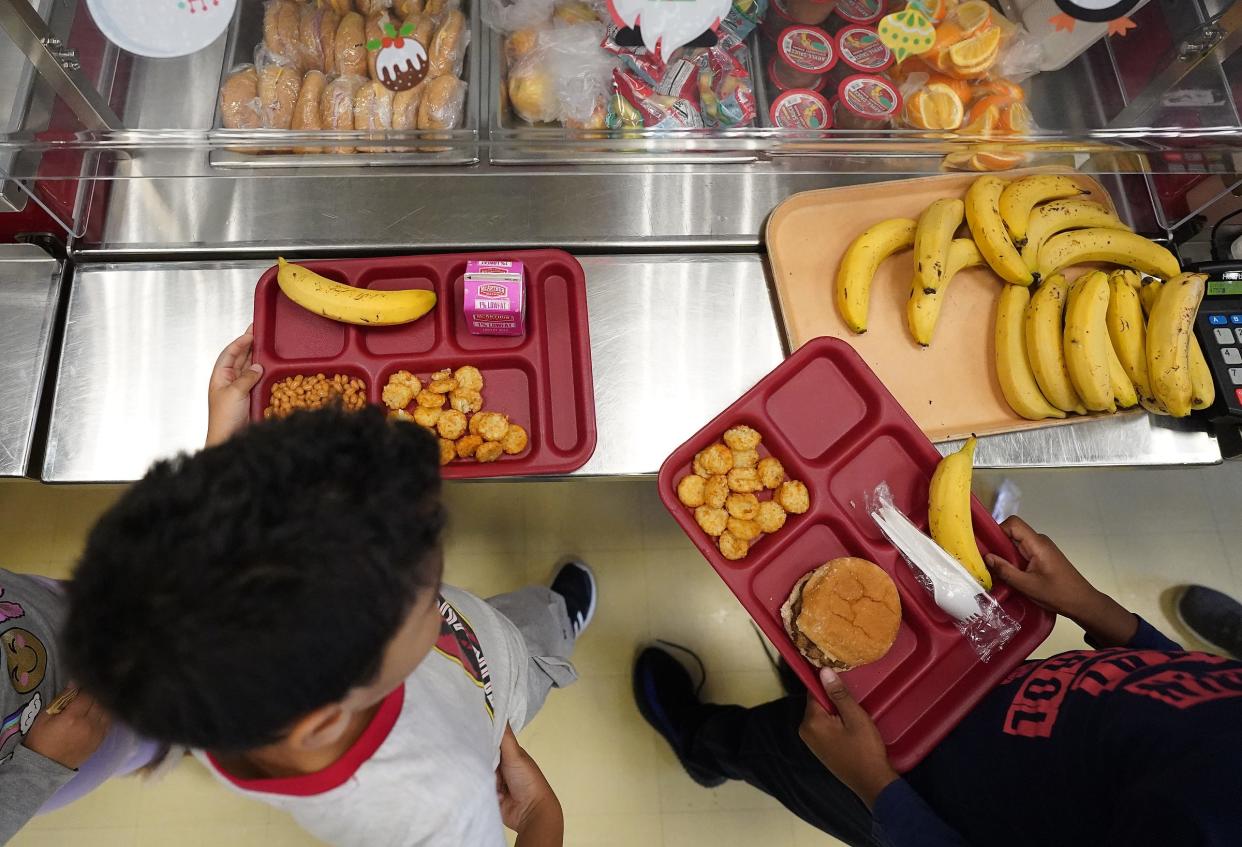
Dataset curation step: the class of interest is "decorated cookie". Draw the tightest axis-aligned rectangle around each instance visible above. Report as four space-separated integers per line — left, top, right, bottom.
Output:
367 21 429 91
877 7 935 63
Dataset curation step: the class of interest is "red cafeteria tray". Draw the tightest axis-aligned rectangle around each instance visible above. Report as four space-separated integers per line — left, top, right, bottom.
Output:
657 337 1053 772
251 249 597 479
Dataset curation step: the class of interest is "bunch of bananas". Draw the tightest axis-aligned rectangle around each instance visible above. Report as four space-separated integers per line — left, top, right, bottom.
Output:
834 173 1210 421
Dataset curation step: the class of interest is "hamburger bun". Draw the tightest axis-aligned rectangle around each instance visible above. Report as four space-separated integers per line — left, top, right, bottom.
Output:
781 558 901 670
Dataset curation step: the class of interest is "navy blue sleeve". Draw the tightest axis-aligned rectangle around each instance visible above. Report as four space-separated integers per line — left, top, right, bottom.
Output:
872 778 969 847
1085 615 1182 652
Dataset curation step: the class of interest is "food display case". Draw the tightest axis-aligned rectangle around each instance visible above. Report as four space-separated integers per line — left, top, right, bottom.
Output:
1 0 1240 480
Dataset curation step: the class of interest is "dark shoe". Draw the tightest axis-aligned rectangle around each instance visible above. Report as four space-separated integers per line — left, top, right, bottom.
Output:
633 646 726 788
1175 585 1242 659
550 558 596 638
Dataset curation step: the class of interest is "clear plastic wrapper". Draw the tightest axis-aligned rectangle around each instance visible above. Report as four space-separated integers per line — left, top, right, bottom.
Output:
355 79 396 151
320 73 367 152
219 64 263 129
318 6 342 75
417 73 468 128
694 46 756 128
254 46 303 129
336 11 369 77
485 0 556 33
292 69 328 151
356 0 395 13
607 68 703 128
297 4 327 72
718 0 768 41
507 22 618 125
395 0 425 17
423 0 462 29
428 9 471 78
392 82 425 129
867 482 1019 662
263 0 303 68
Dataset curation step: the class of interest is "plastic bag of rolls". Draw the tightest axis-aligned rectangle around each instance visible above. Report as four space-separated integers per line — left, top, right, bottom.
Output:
217 0 469 154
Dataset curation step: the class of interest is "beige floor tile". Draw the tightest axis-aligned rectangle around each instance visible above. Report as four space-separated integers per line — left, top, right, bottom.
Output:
524 479 645 555
790 817 852 847
700 669 784 710
661 809 794 847
638 479 696 553
1089 469 1219 536
441 480 528 556
26 772 142 830
134 758 271 828
1004 469 1107 537
46 484 127 563
0 480 60 570
444 549 531 598
654 743 781 814
563 813 665 847
518 674 660 817
1195 462 1242 534
10 828 136 847
525 550 649 675
267 814 333 846
1106 529 1237 649
644 549 773 674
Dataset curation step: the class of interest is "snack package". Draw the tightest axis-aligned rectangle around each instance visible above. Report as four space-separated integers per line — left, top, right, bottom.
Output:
336 11 369 77
292 69 327 152
417 74 468 128
428 9 470 78
392 81 426 129
607 68 703 128
507 22 618 125
355 79 396 151
868 482 1019 662
695 46 756 127
718 0 768 41
263 0 303 68
297 4 327 72
320 73 367 152
219 64 263 129
254 46 303 129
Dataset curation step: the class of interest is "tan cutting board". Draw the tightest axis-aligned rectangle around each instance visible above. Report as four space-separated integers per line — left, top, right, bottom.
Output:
766 170 1123 443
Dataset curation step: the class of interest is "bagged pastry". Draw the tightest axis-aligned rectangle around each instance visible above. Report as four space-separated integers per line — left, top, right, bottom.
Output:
395 0 423 16
428 9 469 78
297 5 327 72
317 5 340 74
336 12 368 77
355 79 396 151
293 69 327 152
256 48 303 129
422 0 460 28
323 0 352 13
356 0 394 12
392 81 425 130
219 64 262 129
320 73 367 152
263 0 303 68
364 9 395 79
416 73 467 128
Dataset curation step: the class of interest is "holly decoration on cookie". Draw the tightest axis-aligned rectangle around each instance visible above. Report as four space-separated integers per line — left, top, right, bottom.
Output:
367 21 428 92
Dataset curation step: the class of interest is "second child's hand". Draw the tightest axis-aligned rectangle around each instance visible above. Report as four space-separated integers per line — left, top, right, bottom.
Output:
205 325 263 448
986 516 1138 647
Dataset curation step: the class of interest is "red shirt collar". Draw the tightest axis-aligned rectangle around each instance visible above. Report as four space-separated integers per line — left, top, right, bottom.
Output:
206 683 405 797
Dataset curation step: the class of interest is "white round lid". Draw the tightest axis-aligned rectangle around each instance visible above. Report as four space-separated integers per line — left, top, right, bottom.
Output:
85 0 236 58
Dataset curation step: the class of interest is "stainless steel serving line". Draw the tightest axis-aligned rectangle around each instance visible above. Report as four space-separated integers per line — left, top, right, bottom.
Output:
0 243 62 477
39 254 1219 483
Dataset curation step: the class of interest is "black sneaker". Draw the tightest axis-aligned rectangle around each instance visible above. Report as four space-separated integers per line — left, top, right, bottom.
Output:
633 645 726 788
550 559 596 638
1175 585 1242 659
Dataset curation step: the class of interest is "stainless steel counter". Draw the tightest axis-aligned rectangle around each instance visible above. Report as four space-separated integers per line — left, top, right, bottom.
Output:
41 254 1218 482
0 243 62 477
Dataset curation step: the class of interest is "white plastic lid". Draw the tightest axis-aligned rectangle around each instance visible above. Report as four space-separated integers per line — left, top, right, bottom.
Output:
85 0 236 58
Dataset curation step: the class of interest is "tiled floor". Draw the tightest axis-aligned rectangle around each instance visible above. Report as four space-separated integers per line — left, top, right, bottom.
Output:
1 463 1240 846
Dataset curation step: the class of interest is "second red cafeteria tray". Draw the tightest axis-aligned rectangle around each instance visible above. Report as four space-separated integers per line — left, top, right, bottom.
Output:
657 337 1053 772
251 249 596 479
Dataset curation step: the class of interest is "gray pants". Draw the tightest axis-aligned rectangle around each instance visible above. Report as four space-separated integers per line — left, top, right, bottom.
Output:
486 587 579 721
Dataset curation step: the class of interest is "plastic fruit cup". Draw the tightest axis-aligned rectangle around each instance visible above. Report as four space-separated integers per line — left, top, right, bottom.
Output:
833 0 887 26
761 0 800 40
771 25 837 90
769 89 834 129
827 25 893 90
779 0 839 26
833 73 902 129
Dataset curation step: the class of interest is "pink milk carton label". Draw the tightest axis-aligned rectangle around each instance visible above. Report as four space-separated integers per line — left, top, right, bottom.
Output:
464 259 526 336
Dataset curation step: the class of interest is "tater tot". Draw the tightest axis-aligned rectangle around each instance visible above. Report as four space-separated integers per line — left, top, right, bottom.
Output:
726 517 762 541
704 475 729 509
718 530 749 560
692 455 710 478
429 376 458 394
417 389 446 408
389 370 421 392
677 475 706 508
454 365 484 391
475 441 503 463
438 438 456 465
389 408 415 422
382 382 415 410
723 425 761 451
755 500 786 533
694 505 728 537
699 443 733 475
727 467 763 493
437 409 468 440
413 405 442 427
501 424 528 455
469 412 483 435
725 492 759 520
732 449 759 469
476 412 510 442
449 390 483 414
775 480 810 514
455 434 483 458
758 456 786 490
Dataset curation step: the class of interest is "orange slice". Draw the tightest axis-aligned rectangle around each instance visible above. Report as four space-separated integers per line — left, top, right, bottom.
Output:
947 26 1001 77
904 82 965 130
954 0 994 35
928 72 972 103
960 103 998 136
970 78 1025 102
1000 100 1033 134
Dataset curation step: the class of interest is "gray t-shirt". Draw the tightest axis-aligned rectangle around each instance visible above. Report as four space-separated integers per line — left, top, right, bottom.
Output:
0 570 75 842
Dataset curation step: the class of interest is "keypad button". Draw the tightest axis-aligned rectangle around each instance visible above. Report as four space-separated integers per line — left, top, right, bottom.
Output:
1231 367 1242 385
1224 348 1242 365
1232 315 1242 325
1236 328 1242 344
1210 314 1229 325
1216 328 1236 344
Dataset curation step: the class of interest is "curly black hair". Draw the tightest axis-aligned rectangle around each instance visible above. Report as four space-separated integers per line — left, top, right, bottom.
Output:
63 406 445 752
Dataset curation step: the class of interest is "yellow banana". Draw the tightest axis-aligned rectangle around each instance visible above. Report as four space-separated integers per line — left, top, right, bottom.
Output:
928 436 990 590
1147 272 1207 417
995 285 1066 421
1025 274 1087 414
1020 199 1130 272
998 174 1087 244
913 199 966 297
1037 228 1181 281
276 258 437 326
1107 341 1139 409
908 238 985 346
1064 271 1116 413
966 176 1035 285
1140 277 1214 411
836 218 918 333
1106 270 1155 406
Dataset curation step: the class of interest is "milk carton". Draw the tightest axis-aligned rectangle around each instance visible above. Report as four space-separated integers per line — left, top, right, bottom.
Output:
463 260 526 336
